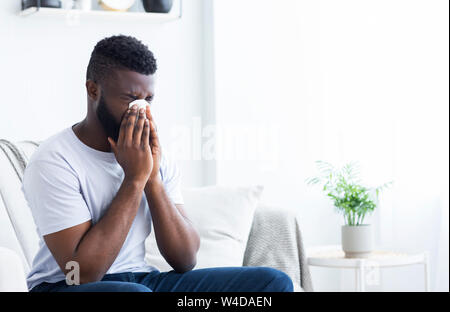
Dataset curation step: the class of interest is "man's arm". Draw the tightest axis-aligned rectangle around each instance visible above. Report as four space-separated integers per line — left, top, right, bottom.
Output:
144 179 200 273
44 105 152 284
144 105 200 273
44 179 144 284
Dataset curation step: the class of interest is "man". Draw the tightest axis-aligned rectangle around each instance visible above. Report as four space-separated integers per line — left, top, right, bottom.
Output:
22 35 294 292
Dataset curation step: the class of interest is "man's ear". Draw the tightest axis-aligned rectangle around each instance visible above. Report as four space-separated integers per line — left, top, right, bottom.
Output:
86 80 100 101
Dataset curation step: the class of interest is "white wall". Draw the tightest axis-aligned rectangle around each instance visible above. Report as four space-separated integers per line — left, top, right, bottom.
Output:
0 0 206 187
211 0 449 291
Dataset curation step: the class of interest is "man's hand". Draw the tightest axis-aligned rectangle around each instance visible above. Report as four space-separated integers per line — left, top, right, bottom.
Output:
145 105 161 184
108 104 152 188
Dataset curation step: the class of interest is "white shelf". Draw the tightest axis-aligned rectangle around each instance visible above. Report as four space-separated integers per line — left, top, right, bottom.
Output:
19 6 181 23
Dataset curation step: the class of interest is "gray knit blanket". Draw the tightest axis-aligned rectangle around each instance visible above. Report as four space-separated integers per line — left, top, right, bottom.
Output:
243 204 313 292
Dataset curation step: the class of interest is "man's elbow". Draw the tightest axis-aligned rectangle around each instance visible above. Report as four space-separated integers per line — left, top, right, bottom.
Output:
60 257 103 285
173 263 196 273
172 254 197 273
78 270 104 285
68 262 104 285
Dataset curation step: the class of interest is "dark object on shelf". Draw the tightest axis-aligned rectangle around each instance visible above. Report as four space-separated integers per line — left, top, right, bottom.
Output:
142 0 173 13
22 0 62 10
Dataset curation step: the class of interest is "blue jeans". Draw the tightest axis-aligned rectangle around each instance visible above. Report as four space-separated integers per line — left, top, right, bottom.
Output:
30 266 294 292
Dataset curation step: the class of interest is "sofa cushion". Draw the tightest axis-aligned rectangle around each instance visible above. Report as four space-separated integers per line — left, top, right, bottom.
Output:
145 185 263 271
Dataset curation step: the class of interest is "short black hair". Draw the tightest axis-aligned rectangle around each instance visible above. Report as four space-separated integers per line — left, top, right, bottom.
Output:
86 35 157 84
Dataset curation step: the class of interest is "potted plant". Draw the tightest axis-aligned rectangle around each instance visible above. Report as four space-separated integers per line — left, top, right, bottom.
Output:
306 161 392 258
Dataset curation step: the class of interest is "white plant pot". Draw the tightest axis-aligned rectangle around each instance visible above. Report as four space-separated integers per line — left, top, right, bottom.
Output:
341 224 373 258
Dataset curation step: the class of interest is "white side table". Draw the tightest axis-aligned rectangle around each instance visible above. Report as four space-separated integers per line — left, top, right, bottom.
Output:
306 245 430 292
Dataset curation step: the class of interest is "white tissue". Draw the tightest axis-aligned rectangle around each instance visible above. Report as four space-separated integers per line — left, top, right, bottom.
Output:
128 99 150 125
128 99 149 110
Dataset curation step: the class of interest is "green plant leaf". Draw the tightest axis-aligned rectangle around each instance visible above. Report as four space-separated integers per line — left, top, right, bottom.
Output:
305 160 392 224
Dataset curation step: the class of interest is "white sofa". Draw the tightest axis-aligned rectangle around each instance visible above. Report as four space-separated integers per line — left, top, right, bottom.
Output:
0 139 312 292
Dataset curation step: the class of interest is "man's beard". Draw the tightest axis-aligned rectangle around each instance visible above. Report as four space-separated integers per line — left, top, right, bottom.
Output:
96 94 121 142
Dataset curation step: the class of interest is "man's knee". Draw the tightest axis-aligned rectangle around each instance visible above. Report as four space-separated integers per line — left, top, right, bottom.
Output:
256 267 294 292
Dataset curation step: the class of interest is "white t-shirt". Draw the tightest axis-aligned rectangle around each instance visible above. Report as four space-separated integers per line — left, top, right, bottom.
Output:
22 125 184 291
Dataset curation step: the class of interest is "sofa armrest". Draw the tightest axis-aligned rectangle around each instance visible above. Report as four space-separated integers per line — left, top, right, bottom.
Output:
0 247 28 292
243 204 313 292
